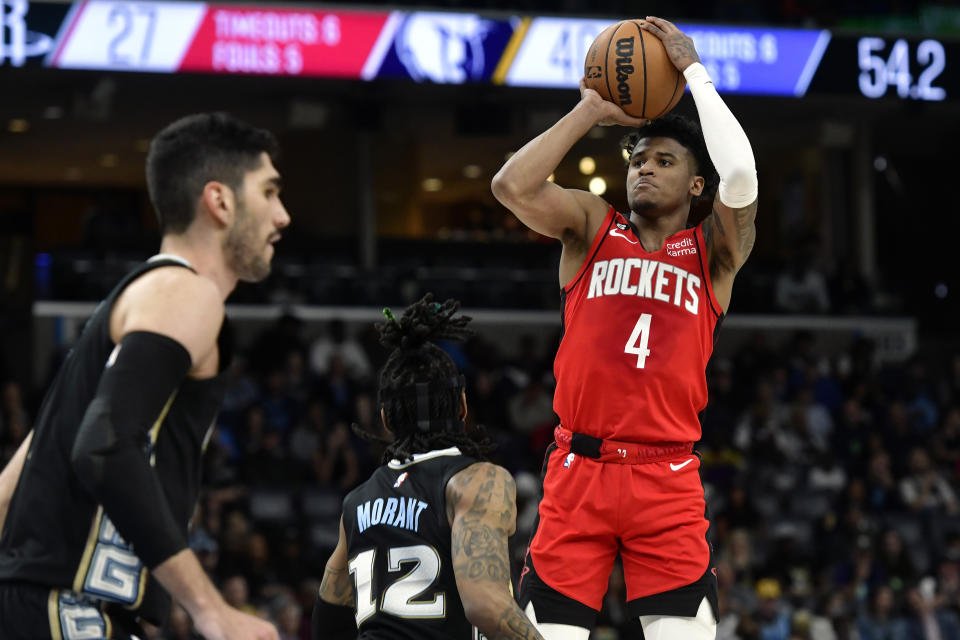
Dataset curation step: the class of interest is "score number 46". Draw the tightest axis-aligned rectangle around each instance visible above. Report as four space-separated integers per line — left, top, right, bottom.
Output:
858 37 945 101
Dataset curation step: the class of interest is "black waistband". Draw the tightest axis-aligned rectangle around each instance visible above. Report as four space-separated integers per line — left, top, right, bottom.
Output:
569 432 603 459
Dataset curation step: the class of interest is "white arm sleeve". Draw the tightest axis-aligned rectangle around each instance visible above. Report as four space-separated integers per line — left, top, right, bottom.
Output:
683 62 758 209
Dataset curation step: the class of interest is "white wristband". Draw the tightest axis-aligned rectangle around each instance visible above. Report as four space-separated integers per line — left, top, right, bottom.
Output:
683 63 758 209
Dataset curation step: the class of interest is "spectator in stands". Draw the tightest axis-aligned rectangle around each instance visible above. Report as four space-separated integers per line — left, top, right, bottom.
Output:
242 428 294 486
900 447 958 517
222 575 258 616
506 372 555 455
287 400 325 476
250 312 307 375
164 604 196 640
858 586 910 640
932 406 960 476
272 596 302 640
906 579 960 640
876 529 918 592
808 451 847 494
754 578 792 640
774 243 831 314
865 450 902 512
259 369 300 433
308 319 371 381
311 420 359 492
316 354 359 424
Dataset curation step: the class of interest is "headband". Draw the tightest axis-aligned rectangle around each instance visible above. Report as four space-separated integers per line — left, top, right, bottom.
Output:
378 374 466 433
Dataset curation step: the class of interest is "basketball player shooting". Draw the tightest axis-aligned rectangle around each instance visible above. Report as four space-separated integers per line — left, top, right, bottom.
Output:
0 113 288 640
492 16 758 640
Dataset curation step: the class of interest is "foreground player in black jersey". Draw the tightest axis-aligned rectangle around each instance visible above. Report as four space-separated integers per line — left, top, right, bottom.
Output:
0 113 289 640
312 296 543 640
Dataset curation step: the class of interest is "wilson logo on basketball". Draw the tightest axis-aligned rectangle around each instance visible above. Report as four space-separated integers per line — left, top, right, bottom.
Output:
615 37 636 106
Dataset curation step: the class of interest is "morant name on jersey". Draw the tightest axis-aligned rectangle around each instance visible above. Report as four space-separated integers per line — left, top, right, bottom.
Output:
356 496 429 534
586 257 701 314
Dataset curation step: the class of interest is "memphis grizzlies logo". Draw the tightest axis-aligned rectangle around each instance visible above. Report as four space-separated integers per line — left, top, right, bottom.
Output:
394 12 493 83
0 0 54 67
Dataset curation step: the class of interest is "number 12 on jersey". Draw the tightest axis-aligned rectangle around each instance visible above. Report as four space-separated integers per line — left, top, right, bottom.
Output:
625 314 652 368
349 545 445 625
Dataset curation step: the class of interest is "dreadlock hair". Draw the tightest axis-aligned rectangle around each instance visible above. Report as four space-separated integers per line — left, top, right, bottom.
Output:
619 113 719 225
361 293 495 464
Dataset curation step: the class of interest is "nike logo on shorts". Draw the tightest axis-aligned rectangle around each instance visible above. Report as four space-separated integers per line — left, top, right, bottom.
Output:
608 228 639 244
669 458 694 471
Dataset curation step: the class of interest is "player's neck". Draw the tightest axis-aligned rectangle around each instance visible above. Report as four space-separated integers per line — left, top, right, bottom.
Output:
158 235 238 301
628 209 687 252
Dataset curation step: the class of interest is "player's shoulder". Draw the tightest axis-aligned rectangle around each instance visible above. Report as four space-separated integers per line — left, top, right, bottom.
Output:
446 462 515 504
114 265 224 360
125 266 223 322
568 189 613 220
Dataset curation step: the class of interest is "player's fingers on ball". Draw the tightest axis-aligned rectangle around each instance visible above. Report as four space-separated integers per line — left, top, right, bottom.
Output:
639 21 665 37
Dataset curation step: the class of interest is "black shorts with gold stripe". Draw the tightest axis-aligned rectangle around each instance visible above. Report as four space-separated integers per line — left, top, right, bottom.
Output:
0 582 142 640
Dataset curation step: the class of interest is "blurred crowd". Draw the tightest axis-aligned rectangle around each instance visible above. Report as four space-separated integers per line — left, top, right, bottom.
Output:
3 314 960 640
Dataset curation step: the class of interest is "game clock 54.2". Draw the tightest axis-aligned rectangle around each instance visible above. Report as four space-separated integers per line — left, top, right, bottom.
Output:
808 33 953 102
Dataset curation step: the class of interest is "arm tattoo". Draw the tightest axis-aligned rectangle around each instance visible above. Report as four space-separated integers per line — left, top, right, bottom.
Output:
734 201 758 257
492 606 544 640
704 201 757 278
449 464 543 640
319 566 355 606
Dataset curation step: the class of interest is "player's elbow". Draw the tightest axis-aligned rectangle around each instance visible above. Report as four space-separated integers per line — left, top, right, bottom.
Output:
491 167 534 209
461 587 510 633
491 169 518 205
462 600 500 634
718 168 758 210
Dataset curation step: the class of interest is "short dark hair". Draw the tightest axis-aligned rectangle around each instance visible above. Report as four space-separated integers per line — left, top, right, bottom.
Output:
146 112 279 234
363 294 494 463
620 113 719 210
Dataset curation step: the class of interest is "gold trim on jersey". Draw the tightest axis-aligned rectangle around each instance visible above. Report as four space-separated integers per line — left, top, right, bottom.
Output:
130 389 177 610
72 390 177 607
72 507 104 593
47 589 63 640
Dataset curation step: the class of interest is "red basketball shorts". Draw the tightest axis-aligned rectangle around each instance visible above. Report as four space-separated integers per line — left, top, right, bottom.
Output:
520 430 713 617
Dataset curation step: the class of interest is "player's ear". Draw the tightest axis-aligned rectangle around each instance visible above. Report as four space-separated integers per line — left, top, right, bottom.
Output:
459 390 468 421
690 175 705 197
201 181 234 228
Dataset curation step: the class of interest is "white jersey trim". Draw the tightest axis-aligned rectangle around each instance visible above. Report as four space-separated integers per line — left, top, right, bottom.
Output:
148 253 193 269
387 447 463 469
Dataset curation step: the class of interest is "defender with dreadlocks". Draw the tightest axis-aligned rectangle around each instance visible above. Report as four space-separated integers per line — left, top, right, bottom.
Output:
312 295 543 640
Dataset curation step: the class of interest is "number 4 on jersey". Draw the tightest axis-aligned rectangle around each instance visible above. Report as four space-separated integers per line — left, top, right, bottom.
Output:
625 314 652 368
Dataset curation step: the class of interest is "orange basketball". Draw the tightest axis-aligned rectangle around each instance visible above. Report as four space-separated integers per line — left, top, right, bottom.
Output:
583 20 686 119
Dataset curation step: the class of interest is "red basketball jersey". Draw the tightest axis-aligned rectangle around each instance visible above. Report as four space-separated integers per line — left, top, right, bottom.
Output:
553 206 723 444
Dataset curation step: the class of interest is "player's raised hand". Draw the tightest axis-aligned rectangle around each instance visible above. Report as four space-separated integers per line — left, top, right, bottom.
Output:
194 605 279 640
579 78 648 127
639 16 700 72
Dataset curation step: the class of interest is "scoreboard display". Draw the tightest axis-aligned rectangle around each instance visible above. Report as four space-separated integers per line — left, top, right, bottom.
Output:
1 0 955 103
807 34 951 102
